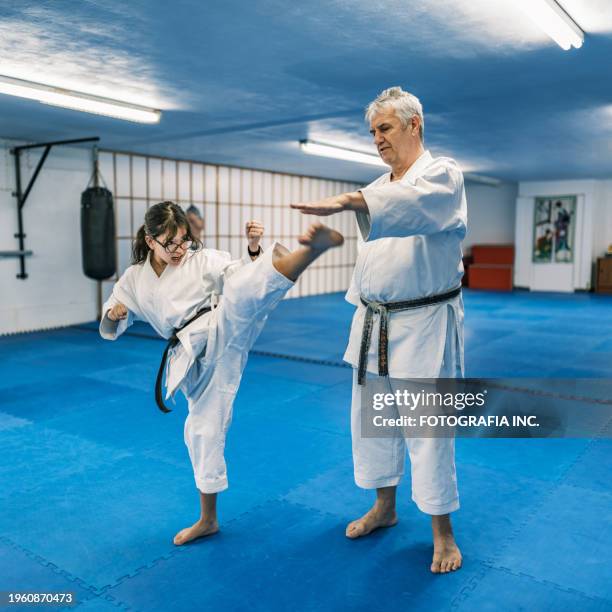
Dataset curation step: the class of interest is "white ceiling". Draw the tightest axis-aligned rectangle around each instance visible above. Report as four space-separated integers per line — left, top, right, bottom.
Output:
1 0 611 183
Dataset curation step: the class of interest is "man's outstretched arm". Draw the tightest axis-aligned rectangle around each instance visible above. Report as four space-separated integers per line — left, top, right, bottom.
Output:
290 163 465 242
290 191 367 216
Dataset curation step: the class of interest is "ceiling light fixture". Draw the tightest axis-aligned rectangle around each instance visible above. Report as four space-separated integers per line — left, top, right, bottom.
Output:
515 0 584 50
300 139 501 184
0 75 161 123
463 173 502 187
299 139 387 167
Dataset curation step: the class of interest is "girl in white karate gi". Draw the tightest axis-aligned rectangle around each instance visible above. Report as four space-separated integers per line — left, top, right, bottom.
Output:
100 201 343 545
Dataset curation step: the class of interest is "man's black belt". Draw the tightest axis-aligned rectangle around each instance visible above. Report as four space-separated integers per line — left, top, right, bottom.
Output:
155 307 212 413
357 286 462 385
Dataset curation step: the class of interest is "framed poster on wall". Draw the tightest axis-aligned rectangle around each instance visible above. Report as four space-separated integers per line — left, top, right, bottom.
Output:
532 196 576 263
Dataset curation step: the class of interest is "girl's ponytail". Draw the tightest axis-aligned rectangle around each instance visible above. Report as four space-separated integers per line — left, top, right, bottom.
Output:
132 224 150 264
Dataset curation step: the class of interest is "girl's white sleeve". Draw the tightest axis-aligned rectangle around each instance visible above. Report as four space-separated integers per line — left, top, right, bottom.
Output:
99 267 139 340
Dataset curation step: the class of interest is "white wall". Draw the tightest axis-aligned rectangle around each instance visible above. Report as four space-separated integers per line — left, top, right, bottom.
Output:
515 179 612 290
463 180 518 252
0 139 98 335
0 143 523 336
0 142 360 335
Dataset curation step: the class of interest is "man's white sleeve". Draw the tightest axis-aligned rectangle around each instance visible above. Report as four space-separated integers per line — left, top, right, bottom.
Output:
357 162 466 241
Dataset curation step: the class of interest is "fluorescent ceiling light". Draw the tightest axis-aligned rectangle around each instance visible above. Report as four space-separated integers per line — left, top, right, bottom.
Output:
300 139 387 167
463 173 501 187
0 75 161 123
515 0 584 50
301 140 501 184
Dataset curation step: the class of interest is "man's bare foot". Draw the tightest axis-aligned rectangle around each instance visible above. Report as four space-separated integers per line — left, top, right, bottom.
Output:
431 515 462 573
173 518 219 546
346 503 398 539
298 222 344 252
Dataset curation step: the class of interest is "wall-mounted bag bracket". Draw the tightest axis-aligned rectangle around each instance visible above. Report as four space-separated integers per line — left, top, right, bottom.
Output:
10 136 100 279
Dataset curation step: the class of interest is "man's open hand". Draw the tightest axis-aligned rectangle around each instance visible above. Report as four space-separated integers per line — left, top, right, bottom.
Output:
290 192 366 216
290 195 347 216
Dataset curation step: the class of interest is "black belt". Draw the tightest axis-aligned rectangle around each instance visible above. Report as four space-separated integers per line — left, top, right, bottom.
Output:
357 286 461 385
155 307 212 413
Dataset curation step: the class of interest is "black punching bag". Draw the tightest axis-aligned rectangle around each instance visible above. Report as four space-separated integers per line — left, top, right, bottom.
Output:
81 186 116 280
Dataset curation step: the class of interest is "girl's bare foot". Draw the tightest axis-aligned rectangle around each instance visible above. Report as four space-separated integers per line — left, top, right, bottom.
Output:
431 514 462 573
173 518 219 546
298 222 344 251
346 503 398 539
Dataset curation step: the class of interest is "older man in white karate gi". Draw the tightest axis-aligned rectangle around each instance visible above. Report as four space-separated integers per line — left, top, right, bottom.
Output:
292 87 466 573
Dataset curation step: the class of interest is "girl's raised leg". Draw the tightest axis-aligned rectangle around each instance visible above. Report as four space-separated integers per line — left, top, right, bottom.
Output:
272 222 344 281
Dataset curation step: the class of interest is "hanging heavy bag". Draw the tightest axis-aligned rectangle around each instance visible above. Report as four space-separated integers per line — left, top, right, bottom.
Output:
81 185 116 280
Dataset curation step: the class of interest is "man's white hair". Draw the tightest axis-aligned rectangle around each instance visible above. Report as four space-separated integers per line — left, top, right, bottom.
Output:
365 87 424 142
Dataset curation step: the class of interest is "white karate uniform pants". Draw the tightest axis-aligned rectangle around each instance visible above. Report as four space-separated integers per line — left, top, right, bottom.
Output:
179 245 293 493
350 305 462 515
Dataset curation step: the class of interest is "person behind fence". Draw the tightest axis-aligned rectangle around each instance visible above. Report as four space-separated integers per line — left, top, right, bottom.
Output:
185 205 205 250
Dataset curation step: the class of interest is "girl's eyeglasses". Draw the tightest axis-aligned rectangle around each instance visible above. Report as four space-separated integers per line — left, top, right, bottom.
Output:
150 236 192 253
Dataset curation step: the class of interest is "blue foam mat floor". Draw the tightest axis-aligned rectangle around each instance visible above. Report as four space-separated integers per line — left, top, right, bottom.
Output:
0 289 611 611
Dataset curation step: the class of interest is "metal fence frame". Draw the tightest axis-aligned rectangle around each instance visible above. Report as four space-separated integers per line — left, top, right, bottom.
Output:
98 149 360 306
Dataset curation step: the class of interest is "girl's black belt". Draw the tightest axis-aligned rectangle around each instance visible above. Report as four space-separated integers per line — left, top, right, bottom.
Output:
155 307 212 413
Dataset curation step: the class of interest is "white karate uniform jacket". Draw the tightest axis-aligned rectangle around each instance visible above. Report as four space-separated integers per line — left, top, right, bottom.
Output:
343 149 467 378
100 248 250 397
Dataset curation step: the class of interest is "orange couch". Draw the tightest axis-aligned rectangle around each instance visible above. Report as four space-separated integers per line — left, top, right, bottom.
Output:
467 245 514 291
